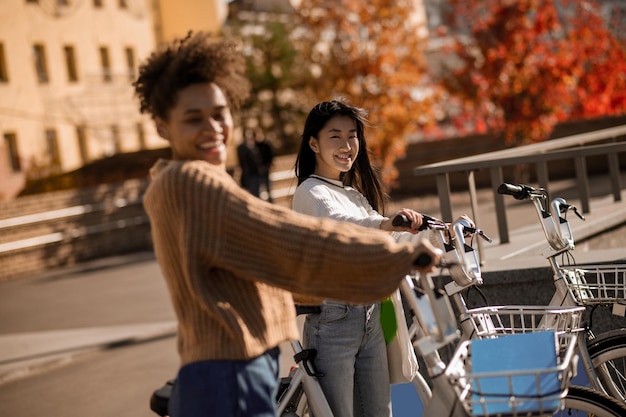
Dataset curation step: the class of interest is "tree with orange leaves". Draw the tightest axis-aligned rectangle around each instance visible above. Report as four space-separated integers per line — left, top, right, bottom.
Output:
295 0 438 185
438 0 626 145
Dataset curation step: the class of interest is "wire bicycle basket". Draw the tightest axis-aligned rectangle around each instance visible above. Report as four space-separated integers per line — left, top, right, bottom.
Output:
446 331 577 417
464 305 585 351
559 263 626 306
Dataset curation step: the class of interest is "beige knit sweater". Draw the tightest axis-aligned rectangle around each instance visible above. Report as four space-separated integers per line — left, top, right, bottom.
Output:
143 159 420 365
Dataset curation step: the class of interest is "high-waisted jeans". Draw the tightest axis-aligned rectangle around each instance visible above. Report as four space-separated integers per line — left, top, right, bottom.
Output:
168 347 280 417
303 302 391 417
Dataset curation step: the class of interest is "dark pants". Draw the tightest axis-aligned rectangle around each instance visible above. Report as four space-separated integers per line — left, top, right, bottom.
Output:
168 348 280 417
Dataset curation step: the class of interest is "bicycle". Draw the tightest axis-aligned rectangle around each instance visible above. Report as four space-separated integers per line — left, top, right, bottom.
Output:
496 182 626 402
396 213 626 416
400 249 626 416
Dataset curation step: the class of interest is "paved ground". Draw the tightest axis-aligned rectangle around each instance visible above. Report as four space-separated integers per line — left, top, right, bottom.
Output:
1 177 624 386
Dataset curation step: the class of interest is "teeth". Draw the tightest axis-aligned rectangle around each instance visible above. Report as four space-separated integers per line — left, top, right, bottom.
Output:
198 141 222 150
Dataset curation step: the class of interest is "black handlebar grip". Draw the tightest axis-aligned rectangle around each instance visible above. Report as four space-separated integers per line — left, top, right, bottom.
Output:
392 214 411 228
413 253 432 267
392 214 433 231
497 183 534 200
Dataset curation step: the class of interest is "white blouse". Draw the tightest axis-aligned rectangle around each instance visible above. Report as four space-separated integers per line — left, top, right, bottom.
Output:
292 175 385 229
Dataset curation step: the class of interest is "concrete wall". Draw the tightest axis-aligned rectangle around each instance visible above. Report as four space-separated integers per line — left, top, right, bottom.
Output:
0 179 152 280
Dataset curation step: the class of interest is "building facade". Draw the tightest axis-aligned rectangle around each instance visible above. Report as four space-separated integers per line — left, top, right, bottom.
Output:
0 0 227 201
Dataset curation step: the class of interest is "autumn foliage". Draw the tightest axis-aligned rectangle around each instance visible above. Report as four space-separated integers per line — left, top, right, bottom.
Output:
295 0 437 184
441 0 626 145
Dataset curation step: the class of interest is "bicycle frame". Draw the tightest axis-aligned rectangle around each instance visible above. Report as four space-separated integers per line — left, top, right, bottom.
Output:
276 338 334 417
399 270 469 417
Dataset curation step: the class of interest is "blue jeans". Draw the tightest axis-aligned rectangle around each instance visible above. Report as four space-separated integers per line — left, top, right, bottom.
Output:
168 348 280 417
303 302 391 417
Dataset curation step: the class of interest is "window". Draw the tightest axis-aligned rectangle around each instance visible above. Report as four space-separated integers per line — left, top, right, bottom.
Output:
136 122 146 149
45 128 62 171
0 43 8 82
76 125 89 163
124 46 135 81
4 133 21 172
99 46 111 82
63 45 78 82
111 125 120 153
33 44 49 83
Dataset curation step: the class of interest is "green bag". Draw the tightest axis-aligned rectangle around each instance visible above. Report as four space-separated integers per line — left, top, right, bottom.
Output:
380 297 398 345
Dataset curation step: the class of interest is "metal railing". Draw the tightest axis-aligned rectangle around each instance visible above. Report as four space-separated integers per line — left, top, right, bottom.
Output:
412 125 626 247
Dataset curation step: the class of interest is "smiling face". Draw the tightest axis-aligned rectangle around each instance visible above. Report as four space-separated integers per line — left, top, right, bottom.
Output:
309 115 359 180
155 82 233 169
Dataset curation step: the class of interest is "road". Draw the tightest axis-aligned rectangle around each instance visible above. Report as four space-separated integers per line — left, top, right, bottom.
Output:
0 253 304 417
0 254 177 416
0 337 177 416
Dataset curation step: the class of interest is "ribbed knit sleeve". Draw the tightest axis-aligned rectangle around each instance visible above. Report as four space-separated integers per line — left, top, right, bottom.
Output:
144 159 419 362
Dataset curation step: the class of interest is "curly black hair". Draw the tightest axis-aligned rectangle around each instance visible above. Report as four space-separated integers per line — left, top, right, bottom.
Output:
133 31 250 120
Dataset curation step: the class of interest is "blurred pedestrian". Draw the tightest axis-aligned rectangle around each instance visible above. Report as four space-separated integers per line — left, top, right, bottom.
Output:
237 127 274 202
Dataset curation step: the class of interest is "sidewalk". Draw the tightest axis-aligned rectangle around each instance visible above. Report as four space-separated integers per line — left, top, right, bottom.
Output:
0 320 177 385
0 181 624 385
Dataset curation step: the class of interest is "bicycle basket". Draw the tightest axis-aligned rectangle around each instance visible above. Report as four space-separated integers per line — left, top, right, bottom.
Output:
560 263 626 306
446 330 577 417
464 305 584 351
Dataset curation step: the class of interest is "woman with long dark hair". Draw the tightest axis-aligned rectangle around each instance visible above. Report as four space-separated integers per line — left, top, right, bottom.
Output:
292 98 425 417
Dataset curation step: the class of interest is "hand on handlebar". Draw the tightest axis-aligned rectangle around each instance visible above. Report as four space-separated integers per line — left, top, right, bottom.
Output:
382 208 424 233
392 211 491 245
412 239 443 273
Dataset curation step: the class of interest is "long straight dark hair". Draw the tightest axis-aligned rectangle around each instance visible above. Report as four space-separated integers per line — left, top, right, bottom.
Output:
294 98 388 213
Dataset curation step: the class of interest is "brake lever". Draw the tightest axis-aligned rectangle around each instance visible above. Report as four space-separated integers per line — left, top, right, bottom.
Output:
557 202 586 221
463 227 493 243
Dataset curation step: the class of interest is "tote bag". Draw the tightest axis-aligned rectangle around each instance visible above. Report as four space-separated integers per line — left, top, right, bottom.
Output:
382 289 420 384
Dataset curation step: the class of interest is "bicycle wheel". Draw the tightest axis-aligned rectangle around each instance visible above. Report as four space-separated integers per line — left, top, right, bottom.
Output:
587 328 626 402
553 385 626 417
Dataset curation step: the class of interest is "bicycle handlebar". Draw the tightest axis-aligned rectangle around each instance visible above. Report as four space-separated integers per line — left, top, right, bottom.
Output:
413 252 433 267
393 214 492 243
498 182 584 252
394 213 487 287
497 182 544 200
392 213 443 231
